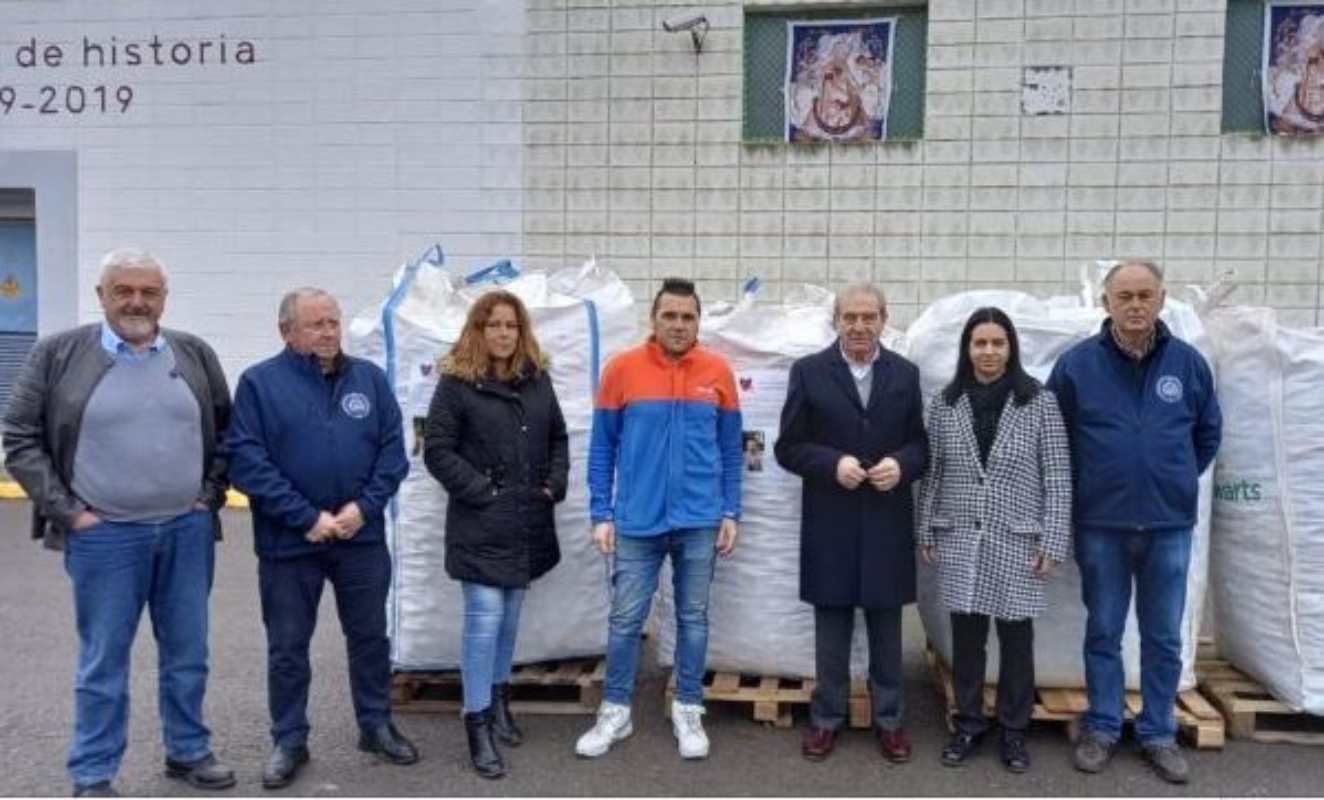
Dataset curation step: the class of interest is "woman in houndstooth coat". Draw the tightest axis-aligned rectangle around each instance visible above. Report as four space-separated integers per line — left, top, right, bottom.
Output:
916 306 1072 774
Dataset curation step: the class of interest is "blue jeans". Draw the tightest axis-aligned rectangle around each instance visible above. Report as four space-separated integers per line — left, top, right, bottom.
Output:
258 542 392 749
460 582 526 712
605 528 717 707
1076 527 1192 746
63 509 215 786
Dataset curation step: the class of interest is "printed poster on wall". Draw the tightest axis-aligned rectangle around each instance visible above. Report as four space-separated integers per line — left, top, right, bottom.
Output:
1264 2 1324 134
785 17 895 143
734 369 789 481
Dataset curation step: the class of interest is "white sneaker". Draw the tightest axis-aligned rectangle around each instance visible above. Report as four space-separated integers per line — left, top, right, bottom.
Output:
671 701 710 759
575 702 633 758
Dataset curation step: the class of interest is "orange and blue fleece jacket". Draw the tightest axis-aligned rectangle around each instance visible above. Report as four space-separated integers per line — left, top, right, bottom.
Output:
588 339 742 535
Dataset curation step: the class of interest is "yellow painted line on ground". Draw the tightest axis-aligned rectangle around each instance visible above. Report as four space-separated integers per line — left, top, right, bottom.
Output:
0 481 250 509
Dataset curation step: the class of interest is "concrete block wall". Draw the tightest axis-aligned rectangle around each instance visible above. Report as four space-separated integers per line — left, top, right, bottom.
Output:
0 0 527 380
520 0 1324 327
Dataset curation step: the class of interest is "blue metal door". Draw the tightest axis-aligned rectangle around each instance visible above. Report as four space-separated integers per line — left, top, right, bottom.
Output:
0 220 38 412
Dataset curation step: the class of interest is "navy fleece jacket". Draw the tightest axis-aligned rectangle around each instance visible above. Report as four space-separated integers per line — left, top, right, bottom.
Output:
227 347 408 559
1047 319 1221 533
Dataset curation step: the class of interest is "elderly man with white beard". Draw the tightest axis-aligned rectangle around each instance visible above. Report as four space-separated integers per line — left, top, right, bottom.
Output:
3 248 235 798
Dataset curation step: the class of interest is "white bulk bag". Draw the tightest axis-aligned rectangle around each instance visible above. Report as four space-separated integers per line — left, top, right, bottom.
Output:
906 285 1214 691
652 282 904 679
1204 305 1324 714
348 249 636 670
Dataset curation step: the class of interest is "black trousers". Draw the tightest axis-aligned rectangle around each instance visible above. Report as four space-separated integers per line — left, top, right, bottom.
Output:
259 542 393 749
810 605 903 732
950 612 1034 736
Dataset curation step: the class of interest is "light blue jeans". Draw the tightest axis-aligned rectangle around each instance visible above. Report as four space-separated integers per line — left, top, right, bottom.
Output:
604 528 717 706
63 509 215 786
460 582 526 713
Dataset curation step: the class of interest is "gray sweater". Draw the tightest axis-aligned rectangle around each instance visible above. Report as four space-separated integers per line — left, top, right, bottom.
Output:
72 344 204 523
2 323 232 549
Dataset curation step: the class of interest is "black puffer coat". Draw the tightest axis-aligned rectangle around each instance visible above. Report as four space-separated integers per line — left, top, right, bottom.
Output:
423 369 568 588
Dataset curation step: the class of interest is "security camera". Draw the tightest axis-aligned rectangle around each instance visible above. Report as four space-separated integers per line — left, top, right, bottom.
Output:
662 14 709 52
662 14 707 32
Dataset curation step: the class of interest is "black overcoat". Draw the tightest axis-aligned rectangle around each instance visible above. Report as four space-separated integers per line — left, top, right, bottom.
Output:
423 369 569 588
774 344 929 609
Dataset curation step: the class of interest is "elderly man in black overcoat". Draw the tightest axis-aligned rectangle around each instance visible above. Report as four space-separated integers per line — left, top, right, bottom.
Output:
775 283 928 765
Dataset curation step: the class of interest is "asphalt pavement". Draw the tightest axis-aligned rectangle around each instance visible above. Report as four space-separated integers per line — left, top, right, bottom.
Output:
1 502 1320 797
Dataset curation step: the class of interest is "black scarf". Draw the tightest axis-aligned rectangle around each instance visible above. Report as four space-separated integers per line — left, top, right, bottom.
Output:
964 374 1013 467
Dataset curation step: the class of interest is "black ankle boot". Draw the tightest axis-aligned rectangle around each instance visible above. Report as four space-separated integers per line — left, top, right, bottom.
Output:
491 684 523 747
463 708 505 779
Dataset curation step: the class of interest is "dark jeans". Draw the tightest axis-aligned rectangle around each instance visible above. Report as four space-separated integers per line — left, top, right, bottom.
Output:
810 605 903 732
950 612 1034 737
259 542 393 749
1076 527 1192 746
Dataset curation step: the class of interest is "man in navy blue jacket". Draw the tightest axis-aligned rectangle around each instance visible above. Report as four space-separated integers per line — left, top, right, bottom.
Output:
228 288 415 788
1047 261 1221 785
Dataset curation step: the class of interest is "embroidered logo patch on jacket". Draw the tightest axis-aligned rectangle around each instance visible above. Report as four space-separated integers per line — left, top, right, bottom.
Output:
341 392 371 418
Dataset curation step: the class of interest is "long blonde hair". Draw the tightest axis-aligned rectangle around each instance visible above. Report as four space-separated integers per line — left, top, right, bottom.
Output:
440 290 547 382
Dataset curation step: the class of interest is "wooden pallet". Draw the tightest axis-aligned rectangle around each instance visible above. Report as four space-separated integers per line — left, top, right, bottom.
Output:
924 644 1224 749
1198 660 1324 745
665 670 870 729
392 656 605 715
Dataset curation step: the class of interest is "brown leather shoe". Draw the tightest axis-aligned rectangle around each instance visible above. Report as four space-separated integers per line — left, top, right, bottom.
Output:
801 727 837 762
877 727 912 763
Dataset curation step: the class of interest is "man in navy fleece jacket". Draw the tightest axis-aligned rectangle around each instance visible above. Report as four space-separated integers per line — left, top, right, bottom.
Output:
227 287 415 789
1047 261 1221 785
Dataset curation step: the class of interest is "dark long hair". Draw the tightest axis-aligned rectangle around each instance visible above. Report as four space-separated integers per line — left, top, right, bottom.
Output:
940 306 1041 407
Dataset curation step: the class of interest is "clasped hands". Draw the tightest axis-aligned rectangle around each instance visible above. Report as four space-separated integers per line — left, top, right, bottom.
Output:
836 455 901 492
304 501 365 543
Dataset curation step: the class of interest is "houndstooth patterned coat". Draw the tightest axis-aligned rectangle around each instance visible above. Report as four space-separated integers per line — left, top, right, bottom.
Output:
915 387 1072 620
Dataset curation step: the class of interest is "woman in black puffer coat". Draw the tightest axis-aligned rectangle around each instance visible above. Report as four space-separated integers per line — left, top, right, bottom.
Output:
423 289 568 779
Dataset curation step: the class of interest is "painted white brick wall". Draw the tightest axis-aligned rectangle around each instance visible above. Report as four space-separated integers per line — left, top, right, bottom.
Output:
522 0 1324 327
0 0 526 380
4 0 1319 366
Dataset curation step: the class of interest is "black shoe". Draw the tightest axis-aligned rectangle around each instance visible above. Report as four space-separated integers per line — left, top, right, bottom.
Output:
491 683 524 747
164 753 237 790
262 745 310 789
1001 733 1030 774
940 732 982 767
464 708 506 779
358 721 420 765
72 781 117 798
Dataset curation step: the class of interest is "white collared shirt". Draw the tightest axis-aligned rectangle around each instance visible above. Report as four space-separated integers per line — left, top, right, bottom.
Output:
840 343 881 405
840 343 880 380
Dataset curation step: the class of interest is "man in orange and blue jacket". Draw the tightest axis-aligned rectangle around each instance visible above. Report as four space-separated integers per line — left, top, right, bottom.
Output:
574 278 742 762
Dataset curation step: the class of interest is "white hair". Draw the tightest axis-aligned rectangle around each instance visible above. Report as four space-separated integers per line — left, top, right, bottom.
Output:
278 287 336 331
832 283 888 320
1102 259 1165 290
98 247 168 288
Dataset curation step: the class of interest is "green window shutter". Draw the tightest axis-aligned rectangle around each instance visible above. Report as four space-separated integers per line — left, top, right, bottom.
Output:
742 5 928 143
1222 0 1266 133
